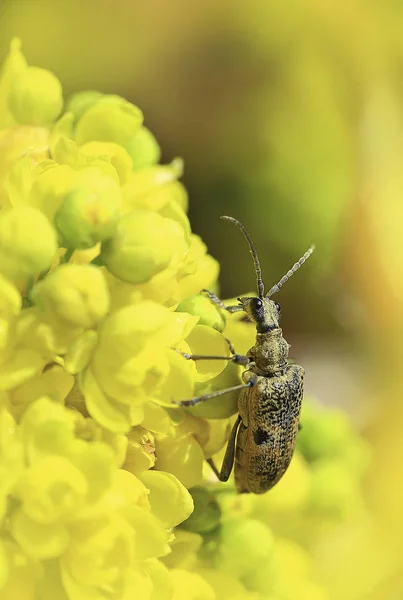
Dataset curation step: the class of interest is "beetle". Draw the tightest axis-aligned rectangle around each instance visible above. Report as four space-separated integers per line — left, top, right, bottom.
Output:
177 216 314 494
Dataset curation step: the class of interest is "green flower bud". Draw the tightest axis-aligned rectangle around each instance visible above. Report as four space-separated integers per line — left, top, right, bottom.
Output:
54 171 121 249
125 126 161 170
75 95 143 146
31 264 110 329
297 403 353 462
218 518 275 578
0 207 57 280
8 66 63 126
181 487 221 534
100 209 188 284
176 294 226 332
65 90 104 124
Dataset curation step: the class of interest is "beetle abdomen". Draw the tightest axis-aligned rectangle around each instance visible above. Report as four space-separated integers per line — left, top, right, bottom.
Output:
234 364 304 494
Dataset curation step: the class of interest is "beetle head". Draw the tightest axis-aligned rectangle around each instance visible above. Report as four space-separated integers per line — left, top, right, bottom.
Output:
220 215 314 331
237 296 281 333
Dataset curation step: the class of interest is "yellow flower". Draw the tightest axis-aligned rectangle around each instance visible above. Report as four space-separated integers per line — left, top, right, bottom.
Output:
0 207 57 282
80 301 195 431
176 294 226 332
99 209 188 285
54 172 121 249
75 95 143 146
122 158 186 214
31 264 110 329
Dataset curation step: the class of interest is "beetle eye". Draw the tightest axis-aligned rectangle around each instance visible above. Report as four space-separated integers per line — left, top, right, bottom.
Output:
275 302 281 313
254 298 263 309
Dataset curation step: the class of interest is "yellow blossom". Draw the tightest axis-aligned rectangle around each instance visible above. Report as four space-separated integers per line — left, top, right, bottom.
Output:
31 264 110 329
0 206 57 282
75 95 143 146
99 209 188 285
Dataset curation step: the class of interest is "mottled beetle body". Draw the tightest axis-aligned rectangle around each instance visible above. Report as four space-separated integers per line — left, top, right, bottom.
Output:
235 364 304 493
178 216 314 494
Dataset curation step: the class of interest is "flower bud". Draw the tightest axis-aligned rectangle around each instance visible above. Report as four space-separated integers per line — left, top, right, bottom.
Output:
8 66 63 126
80 141 133 184
297 402 353 462
54 171 121 249
125 126 161 170
218 518 275 578
75 95 143 146
0 207 57 280
100 209 188 284
181 487 221 534
176 294 226 332
65 90 104 124
31 264 110 329
28 162 75 221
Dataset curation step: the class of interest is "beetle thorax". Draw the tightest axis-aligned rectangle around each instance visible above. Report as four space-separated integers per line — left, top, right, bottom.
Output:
248 330 289 374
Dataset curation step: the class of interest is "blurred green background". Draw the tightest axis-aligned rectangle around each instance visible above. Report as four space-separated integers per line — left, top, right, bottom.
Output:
1 1 403 597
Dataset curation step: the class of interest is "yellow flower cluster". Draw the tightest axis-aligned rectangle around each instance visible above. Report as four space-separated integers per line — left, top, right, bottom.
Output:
0 38 227 600
0 39 369 600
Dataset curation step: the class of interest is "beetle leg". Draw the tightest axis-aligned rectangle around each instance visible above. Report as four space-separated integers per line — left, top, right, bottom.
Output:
207 415 242 482
202 289 243 313
177 350 250 366
175 381 255 407
224 337 237 355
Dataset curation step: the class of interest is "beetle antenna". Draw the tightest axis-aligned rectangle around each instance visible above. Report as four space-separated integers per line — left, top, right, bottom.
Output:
267 245 315 297
221 216 265 298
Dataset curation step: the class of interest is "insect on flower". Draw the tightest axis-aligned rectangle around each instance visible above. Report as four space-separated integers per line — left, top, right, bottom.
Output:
177 216 314 494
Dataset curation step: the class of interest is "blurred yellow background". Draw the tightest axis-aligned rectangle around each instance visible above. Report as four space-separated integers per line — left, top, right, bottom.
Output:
1 1 403 597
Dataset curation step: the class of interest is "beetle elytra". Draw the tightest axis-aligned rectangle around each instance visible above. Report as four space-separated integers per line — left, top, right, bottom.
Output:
178 216 314 494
